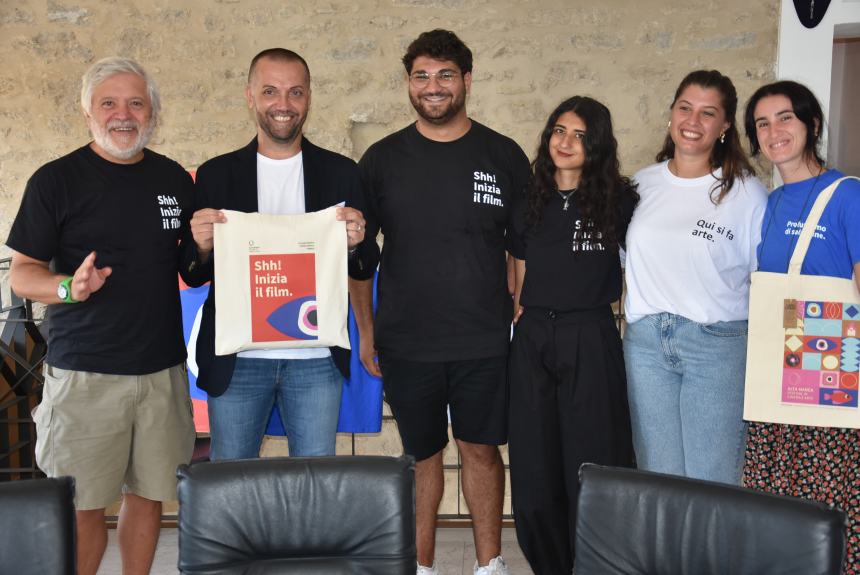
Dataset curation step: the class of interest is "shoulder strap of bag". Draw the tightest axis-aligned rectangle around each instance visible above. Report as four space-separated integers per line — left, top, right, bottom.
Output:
788 176 860 275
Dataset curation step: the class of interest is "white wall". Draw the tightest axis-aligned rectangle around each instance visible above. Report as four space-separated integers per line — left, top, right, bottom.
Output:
829 40 860 175
777 0 860 163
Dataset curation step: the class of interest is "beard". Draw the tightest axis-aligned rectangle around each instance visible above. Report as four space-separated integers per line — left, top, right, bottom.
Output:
256 108 305 145
90 119 154 161
409 88 466 125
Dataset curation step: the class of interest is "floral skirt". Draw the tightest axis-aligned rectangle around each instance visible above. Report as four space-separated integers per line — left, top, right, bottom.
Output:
743 422 860 574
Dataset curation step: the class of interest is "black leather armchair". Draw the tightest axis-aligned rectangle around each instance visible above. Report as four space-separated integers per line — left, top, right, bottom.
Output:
0 476 76 575
574 464 846 575
176 455 416 575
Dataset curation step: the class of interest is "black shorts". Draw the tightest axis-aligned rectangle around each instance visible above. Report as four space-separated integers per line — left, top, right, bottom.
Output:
378 354 508 461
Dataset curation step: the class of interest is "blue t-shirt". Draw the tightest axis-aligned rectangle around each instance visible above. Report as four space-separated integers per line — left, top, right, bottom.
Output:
757 170 860 278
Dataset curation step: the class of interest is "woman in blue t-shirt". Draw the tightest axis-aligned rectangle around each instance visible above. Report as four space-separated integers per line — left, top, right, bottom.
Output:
742 80 860 575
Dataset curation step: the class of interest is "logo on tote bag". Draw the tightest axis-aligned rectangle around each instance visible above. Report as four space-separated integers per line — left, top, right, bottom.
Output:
782 299 859 408
249 254 318 342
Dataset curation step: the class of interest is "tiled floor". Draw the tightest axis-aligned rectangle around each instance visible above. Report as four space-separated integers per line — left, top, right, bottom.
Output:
97 527 534 574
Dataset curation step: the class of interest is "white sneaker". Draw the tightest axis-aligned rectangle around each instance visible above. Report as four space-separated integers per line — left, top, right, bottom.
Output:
417 562 439 575
474 555 509 575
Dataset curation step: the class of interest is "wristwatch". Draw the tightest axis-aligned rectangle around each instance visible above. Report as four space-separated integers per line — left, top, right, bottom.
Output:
57 277 77 303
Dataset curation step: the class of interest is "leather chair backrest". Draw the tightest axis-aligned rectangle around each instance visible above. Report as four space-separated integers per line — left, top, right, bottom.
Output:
0 476 76 575
177 455 416 575
574 464 846 575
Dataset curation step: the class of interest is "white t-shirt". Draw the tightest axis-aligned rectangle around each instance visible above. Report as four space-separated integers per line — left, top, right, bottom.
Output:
624 160 767 325
238 152 331 360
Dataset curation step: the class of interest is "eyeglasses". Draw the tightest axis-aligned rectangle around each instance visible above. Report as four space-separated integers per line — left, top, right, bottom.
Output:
409 70 460 87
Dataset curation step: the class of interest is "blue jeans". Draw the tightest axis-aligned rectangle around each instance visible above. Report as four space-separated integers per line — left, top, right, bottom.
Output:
623 313 748 484
208 356 343 460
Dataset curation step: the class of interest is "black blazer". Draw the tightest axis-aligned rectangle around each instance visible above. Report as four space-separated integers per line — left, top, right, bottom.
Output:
179 137 378 397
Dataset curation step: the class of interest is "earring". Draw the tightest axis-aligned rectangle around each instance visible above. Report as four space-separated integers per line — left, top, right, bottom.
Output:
719 132 726 144
667 120 672 130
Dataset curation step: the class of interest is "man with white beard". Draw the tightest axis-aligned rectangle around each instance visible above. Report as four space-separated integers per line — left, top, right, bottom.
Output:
7 56 195 575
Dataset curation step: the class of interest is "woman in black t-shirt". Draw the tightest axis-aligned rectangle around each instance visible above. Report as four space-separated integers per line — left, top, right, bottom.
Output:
507 96 638 575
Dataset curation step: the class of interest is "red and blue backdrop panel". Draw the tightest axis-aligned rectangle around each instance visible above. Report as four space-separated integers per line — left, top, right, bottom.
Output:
179 273 383 435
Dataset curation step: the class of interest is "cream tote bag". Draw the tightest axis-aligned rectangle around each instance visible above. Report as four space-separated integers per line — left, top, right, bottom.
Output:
744 177 860 428
213 206 350 356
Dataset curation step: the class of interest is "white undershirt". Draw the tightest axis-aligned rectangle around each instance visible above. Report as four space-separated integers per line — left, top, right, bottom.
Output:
238 152 331 360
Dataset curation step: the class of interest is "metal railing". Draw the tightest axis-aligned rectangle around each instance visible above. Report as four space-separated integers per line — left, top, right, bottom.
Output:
0 257 47 481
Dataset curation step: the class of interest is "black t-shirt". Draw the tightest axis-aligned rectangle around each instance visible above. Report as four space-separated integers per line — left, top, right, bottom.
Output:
6 145 193 374
360 121 530 361
509 187 637 311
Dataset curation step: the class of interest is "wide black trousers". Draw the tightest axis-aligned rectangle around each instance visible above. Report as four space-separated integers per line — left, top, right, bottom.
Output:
508 306 634 575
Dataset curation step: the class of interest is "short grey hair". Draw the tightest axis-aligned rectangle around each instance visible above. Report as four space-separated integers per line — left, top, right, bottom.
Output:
81 56 161 125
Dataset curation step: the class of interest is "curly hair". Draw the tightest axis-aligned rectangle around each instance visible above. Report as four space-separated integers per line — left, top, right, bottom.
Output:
527 96 638 249
656 70 754 205
402 29 473 74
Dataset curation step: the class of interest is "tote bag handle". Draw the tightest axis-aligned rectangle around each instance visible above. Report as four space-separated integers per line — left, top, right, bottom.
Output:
787 176 860 277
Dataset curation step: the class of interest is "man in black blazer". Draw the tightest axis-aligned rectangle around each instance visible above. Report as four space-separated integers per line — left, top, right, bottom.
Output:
180 48 376 460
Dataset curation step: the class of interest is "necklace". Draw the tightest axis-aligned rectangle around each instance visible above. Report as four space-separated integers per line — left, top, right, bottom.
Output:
758 169 825 269
558 188 577 211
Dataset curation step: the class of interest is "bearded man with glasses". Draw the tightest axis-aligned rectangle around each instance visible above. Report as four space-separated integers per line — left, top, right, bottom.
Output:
353 29 530 575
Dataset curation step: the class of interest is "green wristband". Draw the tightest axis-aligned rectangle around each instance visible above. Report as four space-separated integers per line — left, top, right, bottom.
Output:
57 277 78 304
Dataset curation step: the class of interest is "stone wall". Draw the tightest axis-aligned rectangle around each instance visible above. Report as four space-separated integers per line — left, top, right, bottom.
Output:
1 0 780 515
1 0 779 249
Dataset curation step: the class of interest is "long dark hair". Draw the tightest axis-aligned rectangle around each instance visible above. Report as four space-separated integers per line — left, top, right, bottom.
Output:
744 80 825 167
527 96 638 249
656 70 754 205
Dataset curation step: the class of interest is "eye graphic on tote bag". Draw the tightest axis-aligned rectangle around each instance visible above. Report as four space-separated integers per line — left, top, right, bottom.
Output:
267 296 318 340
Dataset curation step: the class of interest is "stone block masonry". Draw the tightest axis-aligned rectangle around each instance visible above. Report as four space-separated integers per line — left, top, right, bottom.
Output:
0 0 778 254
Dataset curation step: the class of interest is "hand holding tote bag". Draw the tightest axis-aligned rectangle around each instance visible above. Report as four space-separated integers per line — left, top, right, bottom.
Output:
213 206 350 356
744 177 860 428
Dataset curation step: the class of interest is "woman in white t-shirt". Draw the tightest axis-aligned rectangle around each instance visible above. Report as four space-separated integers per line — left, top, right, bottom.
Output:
623 70 767 484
